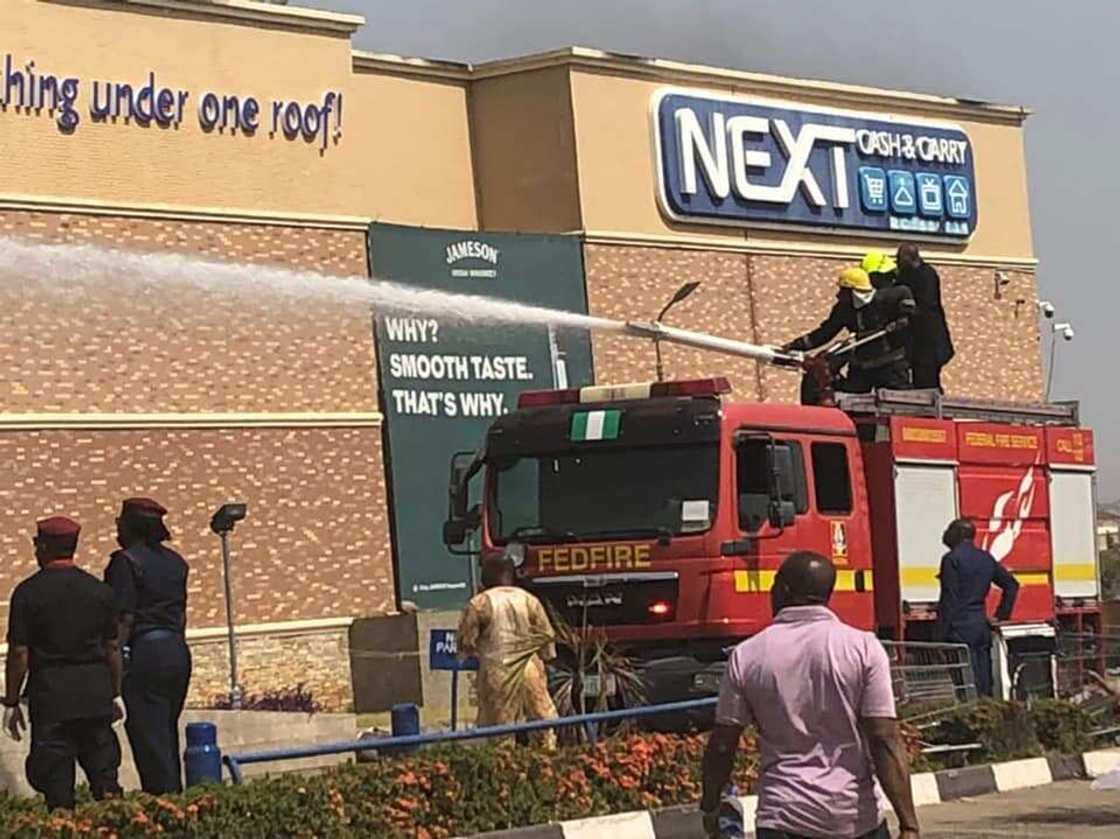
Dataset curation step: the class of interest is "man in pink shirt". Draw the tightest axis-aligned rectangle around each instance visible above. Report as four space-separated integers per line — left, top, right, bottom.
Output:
701 552 919 839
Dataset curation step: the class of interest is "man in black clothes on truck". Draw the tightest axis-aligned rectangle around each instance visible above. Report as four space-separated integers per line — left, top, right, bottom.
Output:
896 243 955 391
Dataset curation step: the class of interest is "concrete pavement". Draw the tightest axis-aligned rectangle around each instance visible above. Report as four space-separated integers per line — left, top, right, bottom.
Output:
888 779 1120 837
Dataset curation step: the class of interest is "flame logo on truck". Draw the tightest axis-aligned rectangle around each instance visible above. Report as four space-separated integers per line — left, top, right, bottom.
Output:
981 464 1037 561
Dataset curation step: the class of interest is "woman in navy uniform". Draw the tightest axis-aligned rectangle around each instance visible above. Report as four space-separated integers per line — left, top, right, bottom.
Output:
104 498 191 794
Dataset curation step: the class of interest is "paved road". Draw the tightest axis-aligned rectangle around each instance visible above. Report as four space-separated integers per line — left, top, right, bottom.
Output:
888 780 1120 837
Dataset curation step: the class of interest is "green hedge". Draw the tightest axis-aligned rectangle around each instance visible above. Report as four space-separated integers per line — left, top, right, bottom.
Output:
0 732 762 838
926 698 1099 766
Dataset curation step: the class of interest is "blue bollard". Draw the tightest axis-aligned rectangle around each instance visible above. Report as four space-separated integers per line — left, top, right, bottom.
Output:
389 703 420 754
184 722 222 786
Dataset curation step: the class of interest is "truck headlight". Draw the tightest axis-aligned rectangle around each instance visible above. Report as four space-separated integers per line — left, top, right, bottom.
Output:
693 672 721 693
504 542 526 568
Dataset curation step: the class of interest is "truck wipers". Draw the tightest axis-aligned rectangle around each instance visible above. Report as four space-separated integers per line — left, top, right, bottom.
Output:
506 525 675 545
507 525 578 543
573 527 674 545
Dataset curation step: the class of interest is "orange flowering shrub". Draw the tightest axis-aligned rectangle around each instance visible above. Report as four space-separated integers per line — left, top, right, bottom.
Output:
0 731 758 838
0 721 940 837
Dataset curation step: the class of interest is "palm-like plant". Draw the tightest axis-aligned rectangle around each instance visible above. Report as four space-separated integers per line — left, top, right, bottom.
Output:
488 605 647 745
545 609 646 743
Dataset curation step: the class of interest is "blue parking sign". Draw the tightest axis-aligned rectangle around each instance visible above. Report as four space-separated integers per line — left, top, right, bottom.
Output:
916 173 944 217
859 167 887 213
943 175 971 219
429 629 479 671
888 171 917 215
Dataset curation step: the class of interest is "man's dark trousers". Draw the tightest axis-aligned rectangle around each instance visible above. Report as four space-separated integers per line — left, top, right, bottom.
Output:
949 618 995 696
124 631 192 794
911 359 943 391
27 715 122 809
757 823 889 839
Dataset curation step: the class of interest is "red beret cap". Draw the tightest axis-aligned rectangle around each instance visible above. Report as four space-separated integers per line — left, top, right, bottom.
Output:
36 516 81 539
121 497 168 517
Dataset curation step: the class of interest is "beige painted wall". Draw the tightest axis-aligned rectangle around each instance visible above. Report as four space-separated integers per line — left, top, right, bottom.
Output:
469 66 582 232
2 0 477 227
2 1 1035 256
568 69 1035 261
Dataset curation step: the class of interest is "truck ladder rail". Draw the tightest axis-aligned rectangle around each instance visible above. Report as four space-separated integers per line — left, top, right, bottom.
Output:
834 389 1080 426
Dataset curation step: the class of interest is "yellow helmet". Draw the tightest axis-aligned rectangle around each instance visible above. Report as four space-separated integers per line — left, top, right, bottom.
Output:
861 250 897 275
838 266 872 291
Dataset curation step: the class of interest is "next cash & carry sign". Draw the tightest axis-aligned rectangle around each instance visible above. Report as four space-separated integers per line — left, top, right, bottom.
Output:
653 88 977 239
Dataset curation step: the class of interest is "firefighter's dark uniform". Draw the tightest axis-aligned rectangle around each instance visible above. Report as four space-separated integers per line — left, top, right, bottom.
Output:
6 518 122 809
104 498 191 794
936 541 1019 696
897 259 955 390
784 268 916 405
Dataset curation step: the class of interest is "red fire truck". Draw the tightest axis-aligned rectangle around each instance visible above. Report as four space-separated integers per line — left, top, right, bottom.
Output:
443 358 1100 703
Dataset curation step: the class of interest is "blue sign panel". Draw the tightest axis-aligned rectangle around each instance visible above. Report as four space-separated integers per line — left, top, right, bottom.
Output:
429 629 479 672
654 90 978 239
888 170 917 215
858 167 887 213
943 175 972 219
916 173 944 217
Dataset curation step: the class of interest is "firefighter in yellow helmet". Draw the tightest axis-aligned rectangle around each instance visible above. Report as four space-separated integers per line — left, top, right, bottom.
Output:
861 250 898 289
781 265 915 404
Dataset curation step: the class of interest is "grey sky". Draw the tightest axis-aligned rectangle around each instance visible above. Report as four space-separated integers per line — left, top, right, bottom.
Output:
305 0 1118 497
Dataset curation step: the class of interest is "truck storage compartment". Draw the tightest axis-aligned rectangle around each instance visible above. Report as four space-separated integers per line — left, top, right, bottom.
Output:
894 463 958 606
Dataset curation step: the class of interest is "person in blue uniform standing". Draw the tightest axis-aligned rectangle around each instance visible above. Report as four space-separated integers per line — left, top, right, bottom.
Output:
936 518 1020 696
4 516 124 809
104 498 191 794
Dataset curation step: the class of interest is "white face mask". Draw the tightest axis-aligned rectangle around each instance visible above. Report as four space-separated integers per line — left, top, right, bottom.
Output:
851 289 876 308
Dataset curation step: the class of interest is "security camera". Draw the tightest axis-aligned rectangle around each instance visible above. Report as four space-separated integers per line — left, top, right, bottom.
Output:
993 271 1012 300
1036 300 1055 319
1054 322 1074 341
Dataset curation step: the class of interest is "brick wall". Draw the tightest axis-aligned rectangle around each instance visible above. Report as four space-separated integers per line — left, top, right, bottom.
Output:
0 211 374 413
584 244 1044 403
0 210 397 648
583 245 764 398
187 627 353 712
0 426 393 628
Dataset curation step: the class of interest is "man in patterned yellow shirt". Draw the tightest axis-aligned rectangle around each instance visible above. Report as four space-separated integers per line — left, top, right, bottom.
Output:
457 556 559 749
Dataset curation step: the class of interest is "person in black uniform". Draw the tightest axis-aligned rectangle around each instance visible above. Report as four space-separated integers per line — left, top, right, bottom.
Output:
782 266 916 405
104 497 191 794
896 243 955 391
3 516 123 809
936 518 1020 697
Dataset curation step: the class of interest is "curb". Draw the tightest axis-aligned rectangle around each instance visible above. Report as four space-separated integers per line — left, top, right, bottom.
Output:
465 747 1120 838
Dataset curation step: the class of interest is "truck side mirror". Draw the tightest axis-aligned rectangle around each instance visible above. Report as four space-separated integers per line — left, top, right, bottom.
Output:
442 519 468 546
443 451 481 547
448 452 474 520
766 446 796 529
768 500 796 529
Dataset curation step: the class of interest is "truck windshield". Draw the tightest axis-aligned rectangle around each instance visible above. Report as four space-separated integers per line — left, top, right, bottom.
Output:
489 443 719 544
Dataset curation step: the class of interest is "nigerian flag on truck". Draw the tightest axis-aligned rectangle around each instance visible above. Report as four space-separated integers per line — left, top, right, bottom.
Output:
570 409 621 442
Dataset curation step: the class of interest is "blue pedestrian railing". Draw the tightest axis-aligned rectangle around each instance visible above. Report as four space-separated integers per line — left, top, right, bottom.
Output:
223 697 717 784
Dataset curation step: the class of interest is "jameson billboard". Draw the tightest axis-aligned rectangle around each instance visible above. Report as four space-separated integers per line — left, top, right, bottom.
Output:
369 223 594 610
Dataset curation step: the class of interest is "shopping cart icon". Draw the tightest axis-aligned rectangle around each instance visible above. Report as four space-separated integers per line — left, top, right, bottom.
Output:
859 166 887 212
